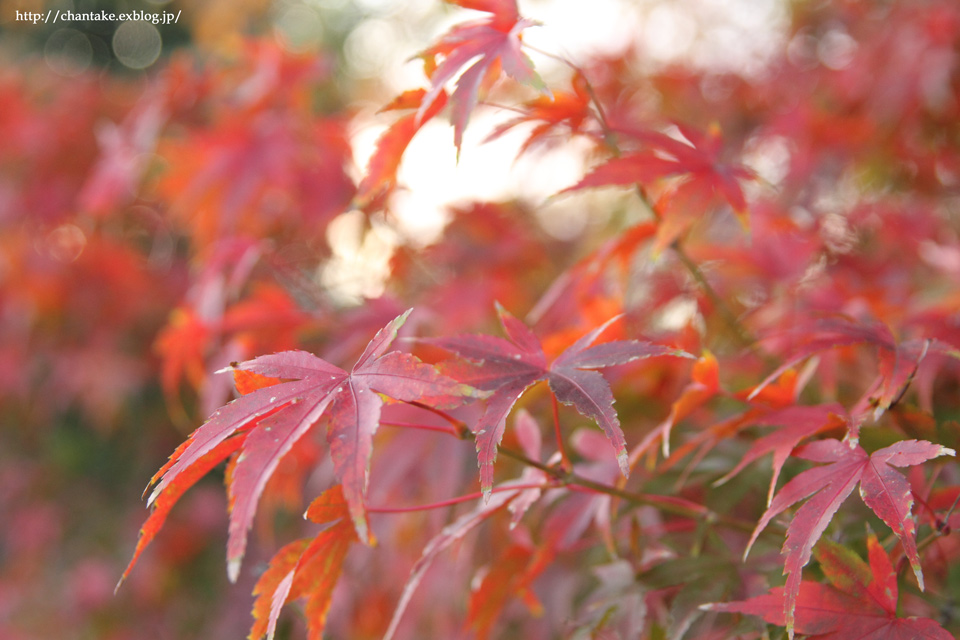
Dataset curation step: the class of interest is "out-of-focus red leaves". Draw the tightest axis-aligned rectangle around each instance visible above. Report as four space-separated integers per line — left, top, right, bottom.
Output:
155 43 353 249
417 0 547 151
155 308 211 412
355 89 449 208
78 91 166 216
562 124 755 252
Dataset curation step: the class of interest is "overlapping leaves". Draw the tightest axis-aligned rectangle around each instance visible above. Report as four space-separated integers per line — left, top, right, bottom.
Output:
418 0 547 151
750 315 959 420
744 436 955 636
249 485 357 640
133 309 474 585
428 304 690 495
710 532 953 639
561 124 756 251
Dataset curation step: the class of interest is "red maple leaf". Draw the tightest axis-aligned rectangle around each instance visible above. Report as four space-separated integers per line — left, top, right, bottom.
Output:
708 531 953 639
743 437 955 636
249 485 357 640
561 124 755 251
484 72 593 155
354 88 449 208
142 309 474 581
750 315 959 420
418 0 547 151
714 404 848 505
428 304 689 495
117 434 247 591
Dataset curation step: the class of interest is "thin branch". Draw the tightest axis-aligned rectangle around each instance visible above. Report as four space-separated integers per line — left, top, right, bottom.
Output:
497 444 557 475
401 400 771 536
577 72 619 155
634 185 760 351
527 40 762 352
368 482 552 514
551 392 572 472
477 100 529 116
497 443 764 534
916 490 959 554
407 402 471 439
941 491 960 532
524 43 619 155
380 421 460 437
546 45 759 351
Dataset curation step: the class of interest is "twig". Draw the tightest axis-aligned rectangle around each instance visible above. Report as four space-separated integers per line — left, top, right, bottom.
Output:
368 482 553 513
400 399 773 536
551 392 572 472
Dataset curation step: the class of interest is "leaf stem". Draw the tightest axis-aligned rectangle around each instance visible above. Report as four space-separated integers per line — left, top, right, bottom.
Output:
368 482 552 514
634 185 760 351
402 396 768 536
380 421 460 437
407 402 472 439
497 443 760 533
577 72 619 155
497 444 557 475
941 491 960 532
915 490 959 554
551 392 572 472
367 483 553 513
522 43 619 154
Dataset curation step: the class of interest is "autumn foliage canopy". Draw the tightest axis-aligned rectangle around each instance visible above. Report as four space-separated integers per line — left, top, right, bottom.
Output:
3 0 960 638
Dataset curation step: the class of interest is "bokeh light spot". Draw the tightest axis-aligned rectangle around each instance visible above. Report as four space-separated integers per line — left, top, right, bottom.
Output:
112 21 162 70
44 28 93 77
274 5 324 52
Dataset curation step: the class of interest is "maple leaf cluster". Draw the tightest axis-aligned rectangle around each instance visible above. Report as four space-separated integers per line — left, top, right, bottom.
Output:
4 0 960 639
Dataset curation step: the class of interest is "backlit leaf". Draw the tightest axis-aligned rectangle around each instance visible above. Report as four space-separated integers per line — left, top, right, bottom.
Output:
418 0 547 151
